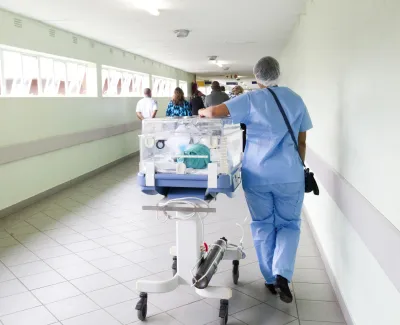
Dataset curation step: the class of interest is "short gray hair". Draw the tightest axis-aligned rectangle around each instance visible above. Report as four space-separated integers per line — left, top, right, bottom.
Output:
253 56 280 87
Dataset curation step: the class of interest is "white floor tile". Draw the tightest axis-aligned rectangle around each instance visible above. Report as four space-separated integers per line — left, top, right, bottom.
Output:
1 251 40 267
0 263 15 282
70 273 118 293
56 262 101 280
64 241 101 253
206 316 247 325
295 257 325 270
139 256 172 274
32 281 82 304
0 237 19 248
107 242 144 254
0 306 57 325
235 279 297 317
34 246 72 260
167 300 219 325
80 229 114 239
294 283 337 302
131 312 185 325
0 292 41 317
93 235 130 246
300 320 346 325
297 245 320 257
90 255 132 271
148 287 201 312
0 279 27 298
0 245 30 259
293 269 330 284
45 254 85 269
121 248 158 264
9 261 52 278
233 303 296 325
204 289 260 315
55 234 88 245
76 247 115 262
86 284 136 308
106 264 151 283
106 299 162 324
61 309 121 325
46 294 100 320
297 300 345 323
20 271 65 290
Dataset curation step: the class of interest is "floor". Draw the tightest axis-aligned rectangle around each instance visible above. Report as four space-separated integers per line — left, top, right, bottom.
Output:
0 157 346 325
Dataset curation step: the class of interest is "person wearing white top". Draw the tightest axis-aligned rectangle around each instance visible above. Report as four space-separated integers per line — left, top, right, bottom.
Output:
136 88 158 120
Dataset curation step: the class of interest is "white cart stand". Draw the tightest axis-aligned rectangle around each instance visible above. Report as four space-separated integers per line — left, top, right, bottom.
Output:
135 199 246 325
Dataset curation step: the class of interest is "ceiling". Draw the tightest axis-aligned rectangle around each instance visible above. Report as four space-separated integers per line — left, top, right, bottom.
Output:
0 0 306 76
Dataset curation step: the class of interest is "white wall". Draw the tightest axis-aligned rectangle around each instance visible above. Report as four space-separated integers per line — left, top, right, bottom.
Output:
0 9 194 211
280 0 400 324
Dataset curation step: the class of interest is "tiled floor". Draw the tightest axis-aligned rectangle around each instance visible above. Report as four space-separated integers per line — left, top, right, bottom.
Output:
0 157 346 325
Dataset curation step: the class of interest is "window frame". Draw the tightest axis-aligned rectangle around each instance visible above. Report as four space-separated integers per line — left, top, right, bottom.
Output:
0 44 97 98
101 65 149 98
152 75 177 98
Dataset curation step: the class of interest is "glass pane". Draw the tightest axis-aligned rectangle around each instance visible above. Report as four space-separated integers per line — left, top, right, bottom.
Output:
102 69 109 95
22 55 39 95
108 70 121 96
121 72 132 95
40 57 56 95
54 61 66 95
3 51 22 95
77 65 87 95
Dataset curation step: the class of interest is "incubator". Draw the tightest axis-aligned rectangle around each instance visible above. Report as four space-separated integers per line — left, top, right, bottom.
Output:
135 117 245 325
137 117 243 197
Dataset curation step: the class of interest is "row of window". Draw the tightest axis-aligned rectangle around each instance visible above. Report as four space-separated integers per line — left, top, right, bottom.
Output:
0 46 188 98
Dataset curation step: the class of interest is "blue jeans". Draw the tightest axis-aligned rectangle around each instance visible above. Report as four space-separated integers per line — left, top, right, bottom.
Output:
244 182 304 283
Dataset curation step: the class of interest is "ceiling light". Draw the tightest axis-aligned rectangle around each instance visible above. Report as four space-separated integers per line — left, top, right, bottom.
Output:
174 29 190 38
216 62 223 68
147 8 160 16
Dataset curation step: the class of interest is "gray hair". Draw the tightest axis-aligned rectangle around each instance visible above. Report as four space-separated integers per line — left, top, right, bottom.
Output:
253 56 280 87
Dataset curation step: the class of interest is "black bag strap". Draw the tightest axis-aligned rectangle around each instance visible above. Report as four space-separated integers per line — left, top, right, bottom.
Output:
267 88 306 167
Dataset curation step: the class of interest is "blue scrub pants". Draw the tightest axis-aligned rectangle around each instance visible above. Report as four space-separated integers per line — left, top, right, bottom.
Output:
244 182 304 284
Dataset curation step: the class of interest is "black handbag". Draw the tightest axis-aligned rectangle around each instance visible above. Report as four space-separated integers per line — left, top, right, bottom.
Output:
268 88 319 195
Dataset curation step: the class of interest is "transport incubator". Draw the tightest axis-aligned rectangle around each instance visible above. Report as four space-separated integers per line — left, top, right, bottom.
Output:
136 117 246 324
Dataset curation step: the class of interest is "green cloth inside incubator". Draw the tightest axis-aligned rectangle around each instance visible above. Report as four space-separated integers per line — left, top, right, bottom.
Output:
177 144 211 169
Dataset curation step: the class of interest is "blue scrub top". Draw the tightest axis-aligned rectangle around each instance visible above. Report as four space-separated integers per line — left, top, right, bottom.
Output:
225 87 313 187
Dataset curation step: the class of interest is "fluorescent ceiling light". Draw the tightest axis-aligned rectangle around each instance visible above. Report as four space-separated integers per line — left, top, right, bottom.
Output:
147 8 160 16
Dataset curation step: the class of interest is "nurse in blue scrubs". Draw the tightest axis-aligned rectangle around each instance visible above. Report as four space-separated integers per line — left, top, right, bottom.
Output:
199 56 313 303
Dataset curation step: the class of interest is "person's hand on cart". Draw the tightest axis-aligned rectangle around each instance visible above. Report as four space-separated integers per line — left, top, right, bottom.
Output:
198 103 230 118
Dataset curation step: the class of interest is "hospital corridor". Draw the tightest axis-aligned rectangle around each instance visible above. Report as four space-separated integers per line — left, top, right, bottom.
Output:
0 1 399 325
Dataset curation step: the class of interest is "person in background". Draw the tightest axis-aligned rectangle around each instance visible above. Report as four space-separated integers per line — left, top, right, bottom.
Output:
220 85 226 93
190 82 205 115
229 85 246 151
198 56 313 304
230 85 244 99
136 88 158 120
205 81 229 107
166 87 192 117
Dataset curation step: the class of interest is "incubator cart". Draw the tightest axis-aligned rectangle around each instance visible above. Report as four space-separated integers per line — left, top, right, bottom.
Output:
136 117 245 325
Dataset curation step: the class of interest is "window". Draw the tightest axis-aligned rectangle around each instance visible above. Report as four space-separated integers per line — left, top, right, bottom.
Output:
101 65 149 97
0 45 96 97
152 76 176 97
179 80 188 95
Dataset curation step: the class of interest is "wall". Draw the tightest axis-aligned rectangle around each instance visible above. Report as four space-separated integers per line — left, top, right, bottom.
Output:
0 9 194 211
280 0 400 324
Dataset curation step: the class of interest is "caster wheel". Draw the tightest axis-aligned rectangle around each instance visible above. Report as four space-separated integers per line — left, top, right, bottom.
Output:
172 256 177 276
135 292 148 321
232 260 239 285
219 299 229 325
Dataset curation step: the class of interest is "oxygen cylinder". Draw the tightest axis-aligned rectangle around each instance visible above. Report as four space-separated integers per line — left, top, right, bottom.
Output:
193 237 227 289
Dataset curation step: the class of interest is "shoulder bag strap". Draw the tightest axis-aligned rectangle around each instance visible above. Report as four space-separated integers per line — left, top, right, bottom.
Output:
267 88 306 167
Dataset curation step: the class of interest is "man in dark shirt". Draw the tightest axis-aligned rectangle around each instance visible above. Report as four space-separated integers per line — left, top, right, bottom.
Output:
205 81 229 107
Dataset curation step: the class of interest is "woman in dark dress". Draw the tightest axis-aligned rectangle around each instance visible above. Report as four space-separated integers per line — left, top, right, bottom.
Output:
190 82 205 115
